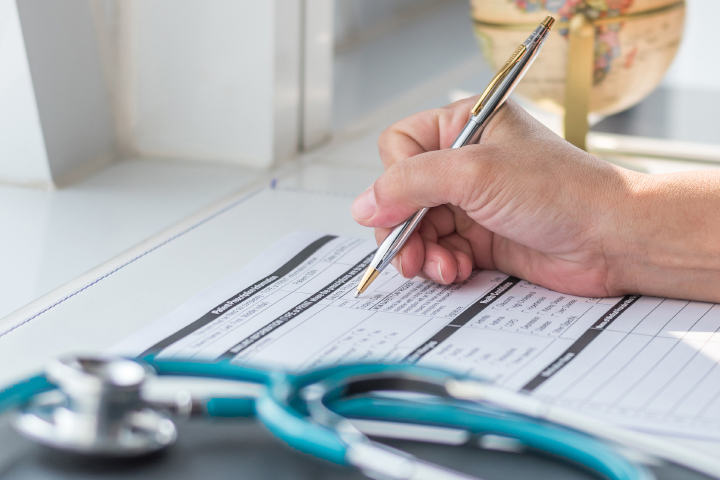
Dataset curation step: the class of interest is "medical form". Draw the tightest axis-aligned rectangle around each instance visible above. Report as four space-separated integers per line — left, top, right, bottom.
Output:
112 231 720 442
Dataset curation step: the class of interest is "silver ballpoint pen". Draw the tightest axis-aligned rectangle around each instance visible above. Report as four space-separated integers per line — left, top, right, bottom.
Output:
355 16 555 297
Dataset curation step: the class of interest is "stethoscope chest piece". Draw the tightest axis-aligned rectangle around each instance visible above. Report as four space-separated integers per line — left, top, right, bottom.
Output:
13 356 177 457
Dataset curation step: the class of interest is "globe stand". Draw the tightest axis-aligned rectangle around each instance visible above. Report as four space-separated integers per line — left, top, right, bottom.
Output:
564 14 594 151
561 3 686 151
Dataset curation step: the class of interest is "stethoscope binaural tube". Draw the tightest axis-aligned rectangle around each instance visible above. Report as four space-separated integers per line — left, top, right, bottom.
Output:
297 368 651 480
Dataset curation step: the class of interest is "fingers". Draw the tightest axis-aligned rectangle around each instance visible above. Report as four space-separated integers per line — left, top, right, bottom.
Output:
377 207 451 280
422 241 457 284
377 97 551 173
387 233 461 285
374 228 425 278
373 207 476 284
446 204 497 270
432 231 474 283
378 96 480 170
357 97 569 287
352 145 489 228
357 98 556 230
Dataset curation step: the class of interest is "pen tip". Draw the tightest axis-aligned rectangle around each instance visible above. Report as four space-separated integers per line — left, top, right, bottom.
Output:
354 291 360 298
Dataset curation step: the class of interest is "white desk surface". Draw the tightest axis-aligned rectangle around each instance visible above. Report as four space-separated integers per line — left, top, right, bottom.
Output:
0 158 265 320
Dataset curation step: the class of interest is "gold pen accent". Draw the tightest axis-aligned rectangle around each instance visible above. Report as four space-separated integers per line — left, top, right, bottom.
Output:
470 44 527 115
470 16 554 117
355 267 380 297
541 15 555 29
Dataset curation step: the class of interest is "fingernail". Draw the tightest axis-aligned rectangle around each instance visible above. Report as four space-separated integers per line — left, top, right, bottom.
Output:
424 260 444 284
351 185 377 221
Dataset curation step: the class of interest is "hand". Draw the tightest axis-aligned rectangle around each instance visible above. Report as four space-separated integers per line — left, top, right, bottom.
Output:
351 97 638 298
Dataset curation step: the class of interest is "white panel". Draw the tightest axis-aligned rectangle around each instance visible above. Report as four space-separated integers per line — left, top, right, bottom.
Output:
273 0 303 161
125 0 302 168
16 0 115 180
301 0 334 150
0 0 51 186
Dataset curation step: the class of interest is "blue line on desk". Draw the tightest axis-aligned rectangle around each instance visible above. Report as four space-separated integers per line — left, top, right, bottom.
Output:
0 187 267 340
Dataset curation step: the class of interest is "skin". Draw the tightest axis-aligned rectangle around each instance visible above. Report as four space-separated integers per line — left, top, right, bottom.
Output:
351 97 720 303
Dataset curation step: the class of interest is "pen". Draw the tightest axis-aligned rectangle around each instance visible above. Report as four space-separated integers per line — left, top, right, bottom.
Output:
355 16 555 298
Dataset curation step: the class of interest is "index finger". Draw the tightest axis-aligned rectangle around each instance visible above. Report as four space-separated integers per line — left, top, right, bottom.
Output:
377 95 480 170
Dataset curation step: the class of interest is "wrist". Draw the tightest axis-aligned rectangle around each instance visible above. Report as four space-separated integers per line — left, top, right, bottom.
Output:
599 168 646 296
605 170 720 302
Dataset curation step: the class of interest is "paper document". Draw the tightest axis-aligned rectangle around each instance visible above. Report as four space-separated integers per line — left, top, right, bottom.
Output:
112 231 720 441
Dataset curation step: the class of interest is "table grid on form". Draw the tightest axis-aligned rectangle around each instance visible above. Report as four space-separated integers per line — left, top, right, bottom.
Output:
111 232 720 441
533 297 720 436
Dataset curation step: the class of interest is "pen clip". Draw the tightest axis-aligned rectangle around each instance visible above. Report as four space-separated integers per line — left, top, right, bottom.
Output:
470 44 527 116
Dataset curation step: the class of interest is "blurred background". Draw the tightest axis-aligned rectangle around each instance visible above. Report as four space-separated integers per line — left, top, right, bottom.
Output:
0 0 718 320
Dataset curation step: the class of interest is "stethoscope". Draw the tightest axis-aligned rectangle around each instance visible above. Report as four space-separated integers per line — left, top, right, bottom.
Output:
0 356 717 480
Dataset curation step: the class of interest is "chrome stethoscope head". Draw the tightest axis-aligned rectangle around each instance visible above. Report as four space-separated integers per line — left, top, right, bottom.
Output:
13 356 177 457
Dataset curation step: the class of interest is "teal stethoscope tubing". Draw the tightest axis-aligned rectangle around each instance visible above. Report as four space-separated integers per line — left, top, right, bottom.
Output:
266 364 647 480
147 360 648 480
0 360 646 480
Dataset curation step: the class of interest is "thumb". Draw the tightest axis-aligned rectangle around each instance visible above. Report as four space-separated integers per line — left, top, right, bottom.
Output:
351 145 491 228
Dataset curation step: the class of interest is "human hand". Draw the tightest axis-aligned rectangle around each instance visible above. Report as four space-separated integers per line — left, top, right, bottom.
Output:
351 97 637 298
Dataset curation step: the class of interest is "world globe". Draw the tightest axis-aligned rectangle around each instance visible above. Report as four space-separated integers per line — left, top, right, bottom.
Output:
470 0 685 117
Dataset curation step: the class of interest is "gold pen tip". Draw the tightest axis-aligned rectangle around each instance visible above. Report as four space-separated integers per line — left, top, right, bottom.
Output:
542 16 555 30
356 267 380 297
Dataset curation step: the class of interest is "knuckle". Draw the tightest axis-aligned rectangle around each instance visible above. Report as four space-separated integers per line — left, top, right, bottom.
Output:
454 145 495 210
377 129 397 166
396 158 417 193
375 161 410 203
377 126 394 149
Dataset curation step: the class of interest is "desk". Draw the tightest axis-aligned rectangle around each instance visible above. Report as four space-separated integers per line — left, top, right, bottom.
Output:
1 155 718 458
1 76 720 479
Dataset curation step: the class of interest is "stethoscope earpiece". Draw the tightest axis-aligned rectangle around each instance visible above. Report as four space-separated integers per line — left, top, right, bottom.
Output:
13 356 177 457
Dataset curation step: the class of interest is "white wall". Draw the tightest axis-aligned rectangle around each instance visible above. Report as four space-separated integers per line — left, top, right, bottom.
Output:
113 0 333 168
302 0 334 150
664 0 720 92
117 0 337 166
117 0 310 168
1 0 334 187
334 0 447 51
0 0 116 188
0 0 51 187
16 0 116 181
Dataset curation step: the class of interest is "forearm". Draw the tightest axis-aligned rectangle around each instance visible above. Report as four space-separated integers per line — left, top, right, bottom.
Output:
614 170 720 302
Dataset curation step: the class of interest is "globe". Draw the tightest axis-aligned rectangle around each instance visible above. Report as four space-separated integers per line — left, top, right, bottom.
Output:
470 0 685 117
